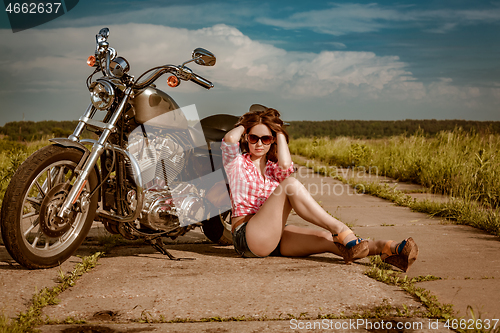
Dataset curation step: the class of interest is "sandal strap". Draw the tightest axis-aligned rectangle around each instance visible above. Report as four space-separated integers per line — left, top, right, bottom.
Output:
334 229 353 243
381 240 394 257
345 237 364 249
395 239 407 255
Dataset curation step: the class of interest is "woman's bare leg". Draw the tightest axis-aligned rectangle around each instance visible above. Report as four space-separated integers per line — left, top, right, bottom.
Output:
279 225 343 257
246 177 400 257
247 177 356 256
278 226 400 258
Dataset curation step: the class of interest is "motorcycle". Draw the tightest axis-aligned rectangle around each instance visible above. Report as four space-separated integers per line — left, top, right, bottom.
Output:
0 27 238 269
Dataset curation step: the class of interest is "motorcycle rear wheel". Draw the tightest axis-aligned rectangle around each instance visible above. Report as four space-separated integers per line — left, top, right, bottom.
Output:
202 210 232 245
0 145 98 269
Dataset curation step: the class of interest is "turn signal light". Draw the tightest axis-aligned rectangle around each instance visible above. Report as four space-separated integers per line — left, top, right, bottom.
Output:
167 75 180 87
87 55 96 67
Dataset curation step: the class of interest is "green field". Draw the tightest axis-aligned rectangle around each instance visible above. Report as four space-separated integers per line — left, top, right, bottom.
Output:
290 128 500 209
289 128 500 236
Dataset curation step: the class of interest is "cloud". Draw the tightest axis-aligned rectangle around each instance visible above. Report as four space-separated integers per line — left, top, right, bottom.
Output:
256 4 403 36
0 23 421 100
319 42 347 49
257 3 500 35
423 23 458 34
0 23 498 123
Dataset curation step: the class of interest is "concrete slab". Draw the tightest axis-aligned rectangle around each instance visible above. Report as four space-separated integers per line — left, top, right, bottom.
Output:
0 224 209 321
415 279 500 320
293 156 449 202
41 243 423 322
292 162 500 322
38 319 454 333
291 160 500 322
334 206 440 228
0 248 84 319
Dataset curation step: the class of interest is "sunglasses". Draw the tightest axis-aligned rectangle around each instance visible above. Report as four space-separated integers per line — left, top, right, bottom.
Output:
247 134 275 145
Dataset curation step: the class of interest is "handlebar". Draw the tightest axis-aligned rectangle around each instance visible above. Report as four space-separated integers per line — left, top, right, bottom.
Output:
133 65 214 90
190 73 214 89
94 28 214 91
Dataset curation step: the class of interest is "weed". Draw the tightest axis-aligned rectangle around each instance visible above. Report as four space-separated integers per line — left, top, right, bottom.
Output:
363 256 453 320
0 314 29 333
459 306 500 333
0 252 103 332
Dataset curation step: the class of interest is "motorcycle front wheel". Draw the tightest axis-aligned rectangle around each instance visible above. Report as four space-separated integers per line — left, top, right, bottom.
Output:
202 209 232 245
0 145 98 269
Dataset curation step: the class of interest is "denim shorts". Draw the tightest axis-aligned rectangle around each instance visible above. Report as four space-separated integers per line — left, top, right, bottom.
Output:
232 222 282 258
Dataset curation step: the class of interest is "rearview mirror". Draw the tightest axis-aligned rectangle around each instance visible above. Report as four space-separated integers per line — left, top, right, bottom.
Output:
99 27 109 39
192 48 216 66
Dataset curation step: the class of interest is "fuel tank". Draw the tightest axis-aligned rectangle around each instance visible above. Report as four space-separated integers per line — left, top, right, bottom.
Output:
130 87 187 129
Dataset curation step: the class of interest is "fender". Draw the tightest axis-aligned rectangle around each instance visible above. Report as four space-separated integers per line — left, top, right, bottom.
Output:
49 138 102 198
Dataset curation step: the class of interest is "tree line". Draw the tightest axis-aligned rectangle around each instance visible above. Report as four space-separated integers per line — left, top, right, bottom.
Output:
1 119 500 142
286 119 500 139
0 120 79 142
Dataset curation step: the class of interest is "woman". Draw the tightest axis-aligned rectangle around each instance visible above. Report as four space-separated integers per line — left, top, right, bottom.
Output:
222 105 418 272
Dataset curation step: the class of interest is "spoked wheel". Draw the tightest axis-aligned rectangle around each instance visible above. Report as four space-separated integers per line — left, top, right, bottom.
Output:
0 145 98 269
202 209 232 245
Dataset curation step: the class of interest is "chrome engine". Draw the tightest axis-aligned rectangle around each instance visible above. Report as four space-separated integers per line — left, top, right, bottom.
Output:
128 132 190 186
139 183 206 232
128 130 207 232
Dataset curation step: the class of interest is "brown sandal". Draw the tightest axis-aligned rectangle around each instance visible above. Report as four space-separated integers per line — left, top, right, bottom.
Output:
381 237 419 272
334 230 369 265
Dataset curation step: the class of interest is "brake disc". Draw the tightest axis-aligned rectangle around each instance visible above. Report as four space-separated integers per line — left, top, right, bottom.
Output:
39 183 77 238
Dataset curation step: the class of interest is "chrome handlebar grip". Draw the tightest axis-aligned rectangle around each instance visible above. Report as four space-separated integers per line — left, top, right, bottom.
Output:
104 51 112 77
189 73 214 89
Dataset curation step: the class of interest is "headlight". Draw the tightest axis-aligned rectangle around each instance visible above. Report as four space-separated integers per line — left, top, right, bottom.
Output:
89 80 115 110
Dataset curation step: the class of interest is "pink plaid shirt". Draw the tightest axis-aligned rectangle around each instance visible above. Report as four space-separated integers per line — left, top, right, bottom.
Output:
221 139 294 217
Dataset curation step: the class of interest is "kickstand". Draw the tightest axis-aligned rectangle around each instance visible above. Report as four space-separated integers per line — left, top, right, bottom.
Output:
147 238 194 261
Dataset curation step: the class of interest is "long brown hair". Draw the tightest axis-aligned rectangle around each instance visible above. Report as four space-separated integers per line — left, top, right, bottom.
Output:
237 107 289 163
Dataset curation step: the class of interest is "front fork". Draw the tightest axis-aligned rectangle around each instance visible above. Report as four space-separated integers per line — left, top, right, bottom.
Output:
57 87 133 220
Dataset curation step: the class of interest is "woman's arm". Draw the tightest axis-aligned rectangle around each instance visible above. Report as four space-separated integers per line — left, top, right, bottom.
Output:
276 132 292 170
224 125 245 144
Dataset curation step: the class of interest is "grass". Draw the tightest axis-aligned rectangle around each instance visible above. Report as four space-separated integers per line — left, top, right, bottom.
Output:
289 129 500 210
363 256 451 320
294 157 500 237
0 252 103 332
354 179 500 236
0 139 50 207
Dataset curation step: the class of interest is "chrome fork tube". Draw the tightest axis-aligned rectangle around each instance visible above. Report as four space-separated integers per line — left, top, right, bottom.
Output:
58 87 133 219
69 104 96 141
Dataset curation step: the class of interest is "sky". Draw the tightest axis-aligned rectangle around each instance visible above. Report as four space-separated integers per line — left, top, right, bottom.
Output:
0 0 499 125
